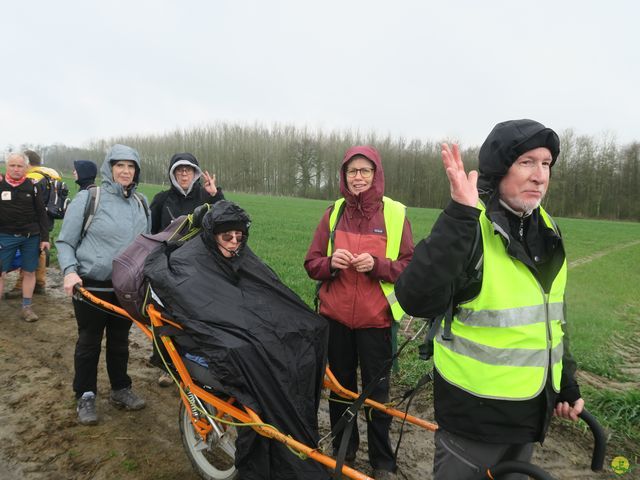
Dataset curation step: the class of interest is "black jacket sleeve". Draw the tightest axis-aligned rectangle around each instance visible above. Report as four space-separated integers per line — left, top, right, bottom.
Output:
149 190 169 234
34 184 50 242
202 186 225 205
395 201 480 318
557 300 582 403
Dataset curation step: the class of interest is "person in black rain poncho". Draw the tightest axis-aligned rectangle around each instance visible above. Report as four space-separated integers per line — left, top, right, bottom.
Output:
144 200 330 480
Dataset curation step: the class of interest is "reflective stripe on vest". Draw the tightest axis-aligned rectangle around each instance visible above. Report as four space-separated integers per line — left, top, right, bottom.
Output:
327 196 407 321
434 205 567 400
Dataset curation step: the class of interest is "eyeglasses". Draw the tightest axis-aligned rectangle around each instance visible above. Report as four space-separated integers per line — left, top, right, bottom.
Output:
175 166 194 174
218 232 245 242
346 167 375 179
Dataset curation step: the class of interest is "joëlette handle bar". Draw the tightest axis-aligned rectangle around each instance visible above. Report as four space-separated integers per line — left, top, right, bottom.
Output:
579 409 606 471
481 408 606 479
73 285 376 480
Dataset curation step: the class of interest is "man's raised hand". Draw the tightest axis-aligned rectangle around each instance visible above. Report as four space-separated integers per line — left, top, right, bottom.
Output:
441 143 479 207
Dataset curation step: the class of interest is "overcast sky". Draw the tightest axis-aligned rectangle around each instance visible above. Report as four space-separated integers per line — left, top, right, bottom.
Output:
1 0 638 152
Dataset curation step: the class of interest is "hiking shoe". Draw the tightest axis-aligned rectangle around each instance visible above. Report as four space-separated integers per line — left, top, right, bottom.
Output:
77 392 98 426
33 285 46 295
372 469 397 480
21 306 39 322
109 387 146 410
157 372 173 387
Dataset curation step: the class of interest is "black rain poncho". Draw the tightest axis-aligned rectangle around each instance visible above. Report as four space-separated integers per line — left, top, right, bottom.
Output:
144 201 329 479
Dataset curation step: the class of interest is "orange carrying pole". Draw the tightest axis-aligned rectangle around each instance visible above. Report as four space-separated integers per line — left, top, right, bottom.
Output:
323 366 438 432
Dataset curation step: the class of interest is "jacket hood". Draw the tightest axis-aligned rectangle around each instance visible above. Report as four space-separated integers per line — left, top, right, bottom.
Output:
201 200 251 257
168 152 203 196
74 160 98 188
101 144 142 196
478 119 560 194
339 145 384 209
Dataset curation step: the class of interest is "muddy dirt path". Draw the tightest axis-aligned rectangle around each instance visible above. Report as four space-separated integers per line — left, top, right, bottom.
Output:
0 268 625 479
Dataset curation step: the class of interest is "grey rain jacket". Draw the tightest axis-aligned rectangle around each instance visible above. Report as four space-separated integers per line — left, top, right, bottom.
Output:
57 144 150 281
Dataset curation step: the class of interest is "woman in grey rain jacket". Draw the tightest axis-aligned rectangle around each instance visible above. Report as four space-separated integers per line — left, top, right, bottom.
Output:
57 144 150 426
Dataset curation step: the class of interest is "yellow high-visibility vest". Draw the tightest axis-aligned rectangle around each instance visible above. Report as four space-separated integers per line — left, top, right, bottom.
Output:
327 196 407 321
434 205 566 399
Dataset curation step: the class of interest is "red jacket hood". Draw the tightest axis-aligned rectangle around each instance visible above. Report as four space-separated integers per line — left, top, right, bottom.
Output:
339 146 385 213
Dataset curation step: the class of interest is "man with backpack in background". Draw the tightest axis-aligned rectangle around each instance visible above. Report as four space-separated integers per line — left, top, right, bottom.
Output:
5 149 68 298
0 152 51 321
395 119 584 479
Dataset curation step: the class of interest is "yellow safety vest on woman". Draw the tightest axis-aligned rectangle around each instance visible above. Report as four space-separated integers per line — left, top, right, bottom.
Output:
327 196 407 321
434 205 567 400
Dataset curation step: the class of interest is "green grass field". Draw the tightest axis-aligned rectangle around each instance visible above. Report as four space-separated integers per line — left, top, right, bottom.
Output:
56 180 640 448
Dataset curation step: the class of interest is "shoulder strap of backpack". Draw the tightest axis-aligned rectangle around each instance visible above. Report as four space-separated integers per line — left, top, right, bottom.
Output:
81 186 100 238
133 192 150 219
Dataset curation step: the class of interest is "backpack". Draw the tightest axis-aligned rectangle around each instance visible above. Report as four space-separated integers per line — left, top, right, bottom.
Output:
81 186 149 237
33 169 69 219
111 204 210 323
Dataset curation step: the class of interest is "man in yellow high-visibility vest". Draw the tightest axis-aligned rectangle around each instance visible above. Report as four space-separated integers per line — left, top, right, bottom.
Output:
396 119 584 480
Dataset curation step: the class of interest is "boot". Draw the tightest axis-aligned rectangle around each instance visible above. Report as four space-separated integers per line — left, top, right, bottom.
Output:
109 387 146 410
77 392 99 425
21 306 39 322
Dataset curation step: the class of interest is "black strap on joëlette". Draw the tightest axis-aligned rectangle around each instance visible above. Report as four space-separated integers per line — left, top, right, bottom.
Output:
331 321 426 478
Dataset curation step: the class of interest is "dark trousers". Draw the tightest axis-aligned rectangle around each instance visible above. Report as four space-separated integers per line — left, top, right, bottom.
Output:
433 428 534 480
327 318 396 472
72 288 133 398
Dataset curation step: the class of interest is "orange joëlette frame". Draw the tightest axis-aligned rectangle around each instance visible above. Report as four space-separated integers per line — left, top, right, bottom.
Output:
76 286 438 480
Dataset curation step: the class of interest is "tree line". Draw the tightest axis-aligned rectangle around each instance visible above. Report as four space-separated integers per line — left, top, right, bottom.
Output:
23 123 640 221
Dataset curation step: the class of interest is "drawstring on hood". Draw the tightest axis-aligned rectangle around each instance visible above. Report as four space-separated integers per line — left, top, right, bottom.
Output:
201 200 251 259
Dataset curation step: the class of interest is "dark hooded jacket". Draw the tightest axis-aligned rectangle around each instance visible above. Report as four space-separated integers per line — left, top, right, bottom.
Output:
304 146 414 329
149 153 225 234
73 160 98 190
144 201 329 479
395 119 580 444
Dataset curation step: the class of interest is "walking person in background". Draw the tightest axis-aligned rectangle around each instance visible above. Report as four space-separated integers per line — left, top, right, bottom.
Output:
395 119 584 479
305 146 413 479
4 149 61 298
149 152 224 386
0 152 50 321
57 144 150 426
72 160 98 191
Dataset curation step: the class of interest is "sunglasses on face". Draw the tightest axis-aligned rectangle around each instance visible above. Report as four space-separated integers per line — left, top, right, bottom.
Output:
175 166 194 174
218 232 245 242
